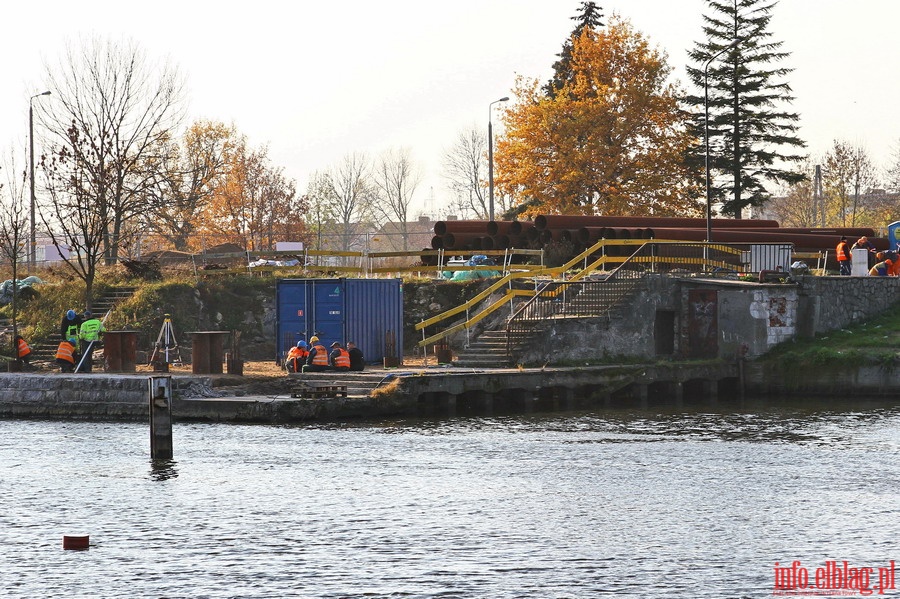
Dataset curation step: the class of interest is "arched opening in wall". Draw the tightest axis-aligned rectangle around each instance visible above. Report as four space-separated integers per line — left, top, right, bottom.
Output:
416 391 452 415
683 379 708 402
532 386 565 412
717 377 740 400
494 387 532 413
456 390 491 414
609 383 639 408
647 381 677 406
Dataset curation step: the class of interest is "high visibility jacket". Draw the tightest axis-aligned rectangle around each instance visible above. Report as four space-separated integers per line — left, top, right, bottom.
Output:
286 346 308 361
309 344 329 366
836 241 850 261
56 341 76 364
79 318 105 342
17 338 31 358
331 348 350 369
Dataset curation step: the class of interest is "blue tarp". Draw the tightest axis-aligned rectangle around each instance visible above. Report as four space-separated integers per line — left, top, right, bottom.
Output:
0 276 44 305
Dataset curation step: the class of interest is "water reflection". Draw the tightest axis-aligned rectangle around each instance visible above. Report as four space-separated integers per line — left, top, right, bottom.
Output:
2 398 899 598
149 458 178 481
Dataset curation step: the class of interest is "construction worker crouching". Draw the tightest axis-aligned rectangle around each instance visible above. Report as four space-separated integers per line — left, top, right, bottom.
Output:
869 256 895 277
16 335 33 370
56 338 79 373
304 336 331 372
329 342 351 371
77 310 106 372
285 340 309 373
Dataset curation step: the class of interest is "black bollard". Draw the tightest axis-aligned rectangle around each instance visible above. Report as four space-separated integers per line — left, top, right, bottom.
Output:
149 376 173 460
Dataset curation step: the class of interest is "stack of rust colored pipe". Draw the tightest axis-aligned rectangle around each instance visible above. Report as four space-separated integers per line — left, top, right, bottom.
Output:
644 227 886 250
533 214 780 231
429 215 889 263
431 220 533 250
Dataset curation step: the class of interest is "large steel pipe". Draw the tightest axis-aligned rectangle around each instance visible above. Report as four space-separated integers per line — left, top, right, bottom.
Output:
487 220 528 236
434 220 492 236
646 227 890 250
534 214 780 231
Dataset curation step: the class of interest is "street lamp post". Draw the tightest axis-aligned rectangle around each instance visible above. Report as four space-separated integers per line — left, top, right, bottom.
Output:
488 96 509 222
704 39 741 242
29 91 51 269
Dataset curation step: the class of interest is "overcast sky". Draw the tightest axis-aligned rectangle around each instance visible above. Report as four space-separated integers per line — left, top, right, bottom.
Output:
1 0 897 219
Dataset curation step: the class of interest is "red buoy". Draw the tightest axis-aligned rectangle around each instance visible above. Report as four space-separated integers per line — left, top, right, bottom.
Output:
63 534 90 550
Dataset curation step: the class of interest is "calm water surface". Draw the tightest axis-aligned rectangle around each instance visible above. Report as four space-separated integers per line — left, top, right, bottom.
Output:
2 399 899 598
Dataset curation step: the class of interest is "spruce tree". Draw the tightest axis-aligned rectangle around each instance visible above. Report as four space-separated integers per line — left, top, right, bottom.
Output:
545 2 604 98
685 0 805 218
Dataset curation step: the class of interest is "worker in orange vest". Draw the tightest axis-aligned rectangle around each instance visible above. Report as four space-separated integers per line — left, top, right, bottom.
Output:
836 236 851 275
329 342 351 371
285 341 309 373
305 336 331 372
16 335 32 369
55 338 78 373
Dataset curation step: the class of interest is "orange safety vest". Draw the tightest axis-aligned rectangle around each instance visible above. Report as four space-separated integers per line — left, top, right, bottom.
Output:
17 338 31 358
310 344 329 366
287 346 308 361
332 348 350 369
836 241 850 261
55 341 76 364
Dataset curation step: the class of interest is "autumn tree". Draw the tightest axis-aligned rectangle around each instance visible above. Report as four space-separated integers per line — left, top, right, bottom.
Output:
685 0 805 218
198 137 304 250
494 16 702 217
545 1 605 97
141 120 236 251
39 36 185 265
372 148 422 250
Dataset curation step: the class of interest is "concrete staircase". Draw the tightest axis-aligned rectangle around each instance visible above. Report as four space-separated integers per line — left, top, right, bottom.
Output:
451 277 648 369
453 329 541 368
29 286 140 364
286 371 400 398
91 286 139 317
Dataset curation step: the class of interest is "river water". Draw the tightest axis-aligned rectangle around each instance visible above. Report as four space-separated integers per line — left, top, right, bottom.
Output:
2 399 899 598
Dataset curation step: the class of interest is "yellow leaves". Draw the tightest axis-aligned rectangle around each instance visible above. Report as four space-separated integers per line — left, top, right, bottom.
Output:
494 15 701 217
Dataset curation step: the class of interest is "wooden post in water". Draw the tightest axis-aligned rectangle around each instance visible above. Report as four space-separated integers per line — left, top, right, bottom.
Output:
149 376 173 460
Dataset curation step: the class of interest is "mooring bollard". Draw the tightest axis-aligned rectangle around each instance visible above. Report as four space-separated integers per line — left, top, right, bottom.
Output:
148 376 173 460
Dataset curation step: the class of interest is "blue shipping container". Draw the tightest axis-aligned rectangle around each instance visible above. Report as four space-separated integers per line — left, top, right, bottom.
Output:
275 278 403 364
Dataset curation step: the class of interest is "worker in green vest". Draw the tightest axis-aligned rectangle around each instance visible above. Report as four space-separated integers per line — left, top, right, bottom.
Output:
77 310 105 372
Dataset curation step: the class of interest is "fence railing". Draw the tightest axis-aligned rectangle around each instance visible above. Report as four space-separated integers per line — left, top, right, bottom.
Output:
500 241 797 362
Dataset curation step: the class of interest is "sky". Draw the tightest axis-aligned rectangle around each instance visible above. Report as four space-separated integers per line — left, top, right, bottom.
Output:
1 0 898 220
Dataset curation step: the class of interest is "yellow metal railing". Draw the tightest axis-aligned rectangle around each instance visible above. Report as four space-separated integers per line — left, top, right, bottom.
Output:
415 240 758 348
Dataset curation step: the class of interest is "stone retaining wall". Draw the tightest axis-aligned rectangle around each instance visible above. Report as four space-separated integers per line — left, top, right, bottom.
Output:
795 275 900 337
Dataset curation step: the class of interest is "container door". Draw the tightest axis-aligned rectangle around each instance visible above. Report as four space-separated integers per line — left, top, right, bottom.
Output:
276 279 310 361
310 280 345 346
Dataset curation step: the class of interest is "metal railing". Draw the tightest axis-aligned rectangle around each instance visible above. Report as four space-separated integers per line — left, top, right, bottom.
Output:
502 241 794 363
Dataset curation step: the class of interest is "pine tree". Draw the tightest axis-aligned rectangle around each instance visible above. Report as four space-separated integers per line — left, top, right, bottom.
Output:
544 1 604 98
685 0 806 218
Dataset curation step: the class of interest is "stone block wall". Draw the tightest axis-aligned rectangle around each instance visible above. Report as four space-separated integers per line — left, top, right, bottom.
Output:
794 275 900 336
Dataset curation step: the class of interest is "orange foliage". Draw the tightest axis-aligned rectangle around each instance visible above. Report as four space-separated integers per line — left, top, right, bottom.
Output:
494 16 703 218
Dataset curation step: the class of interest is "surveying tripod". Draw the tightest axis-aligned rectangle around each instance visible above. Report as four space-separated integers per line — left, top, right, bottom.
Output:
149 314 183 368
